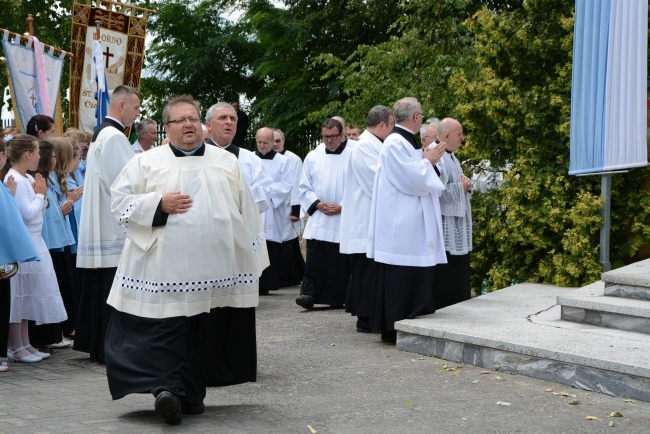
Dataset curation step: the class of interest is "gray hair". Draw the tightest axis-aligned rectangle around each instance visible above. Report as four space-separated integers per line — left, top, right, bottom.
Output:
366 105 392 128
205 102 238 123
426 117 441 127
136 119 157 137
273 128 285 142
392 97 421 123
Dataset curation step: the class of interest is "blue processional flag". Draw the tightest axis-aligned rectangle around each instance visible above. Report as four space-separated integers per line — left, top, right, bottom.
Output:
91 40 110 132
569 0 648 175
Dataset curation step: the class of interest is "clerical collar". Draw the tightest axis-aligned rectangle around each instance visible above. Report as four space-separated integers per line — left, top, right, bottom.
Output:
369 131 384 143
256 149 277 160
105 116 125 130
207 138 239 158
391 125 419 149
169 143 206 157
325 140 347 155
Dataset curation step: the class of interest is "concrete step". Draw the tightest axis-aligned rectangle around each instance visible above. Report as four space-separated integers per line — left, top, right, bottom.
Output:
558 282 650 334
602 259 650 301
395 283 650 402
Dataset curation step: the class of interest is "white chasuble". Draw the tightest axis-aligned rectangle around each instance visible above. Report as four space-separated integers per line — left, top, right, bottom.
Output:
107 145 269 319
340 130 383 254
259 153 293 242
299 145 351 243
436 151 472 255
367 131 447 267
77 125 134 268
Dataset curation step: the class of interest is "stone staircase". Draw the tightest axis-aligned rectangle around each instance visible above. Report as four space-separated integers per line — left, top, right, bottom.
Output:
395 260 650 402
558 265 650 334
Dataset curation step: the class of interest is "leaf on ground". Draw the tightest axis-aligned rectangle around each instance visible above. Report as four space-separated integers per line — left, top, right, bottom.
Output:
585 416 601 421
307 425 318 433
609 411 623 417
624 399 636 406
330 343 336 347
609 421 616 427
481 371 491 374
494 376 503 380
418 357 425 360
472 379 479 384
568 399 580 405
545 388 554 392
496 401 511 406
406 398 413 409
411 359 416 362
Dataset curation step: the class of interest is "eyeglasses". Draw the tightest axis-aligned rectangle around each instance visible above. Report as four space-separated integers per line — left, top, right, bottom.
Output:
167 116 201 125
322 134 341 141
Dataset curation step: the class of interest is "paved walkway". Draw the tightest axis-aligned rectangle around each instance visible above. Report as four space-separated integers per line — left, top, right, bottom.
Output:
1 287 649 433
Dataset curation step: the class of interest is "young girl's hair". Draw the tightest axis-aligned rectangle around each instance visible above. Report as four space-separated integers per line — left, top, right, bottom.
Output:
1 133 38 180
63 128 86 146
48 137 75 198
25 115 55 137
30 140 55 183
0 127 18 142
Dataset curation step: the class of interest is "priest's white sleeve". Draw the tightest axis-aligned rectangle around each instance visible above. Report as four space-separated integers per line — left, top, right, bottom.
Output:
383 144 444 196
236 162 270 275
266 159 293 209
110 155 163 252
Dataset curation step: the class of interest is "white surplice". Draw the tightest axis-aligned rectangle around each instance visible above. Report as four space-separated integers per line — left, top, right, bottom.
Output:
259 152 293 242
280 150 304 242
340 130 384 254
107 145 269 319
77 124 134 268
436 151 473 255
366 129 447 267
299 144 352 243
238 148 272 214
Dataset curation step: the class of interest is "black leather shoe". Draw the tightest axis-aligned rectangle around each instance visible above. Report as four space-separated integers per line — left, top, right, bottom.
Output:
155 391 182 425
181 401 205 415
295 295 315 310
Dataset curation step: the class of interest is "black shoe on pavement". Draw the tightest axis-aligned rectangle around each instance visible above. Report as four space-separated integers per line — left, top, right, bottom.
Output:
180 400 205 415
155 391 182 425
295 295 315 310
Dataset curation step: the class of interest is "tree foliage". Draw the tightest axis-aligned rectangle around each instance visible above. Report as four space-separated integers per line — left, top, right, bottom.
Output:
139 0 259 120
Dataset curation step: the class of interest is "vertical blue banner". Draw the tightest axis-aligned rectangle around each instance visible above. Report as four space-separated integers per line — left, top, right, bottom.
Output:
569 0 648 175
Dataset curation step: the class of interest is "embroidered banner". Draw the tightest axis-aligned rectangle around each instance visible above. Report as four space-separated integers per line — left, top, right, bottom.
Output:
69 0 152 132
1 30 66 129
569 0 648 175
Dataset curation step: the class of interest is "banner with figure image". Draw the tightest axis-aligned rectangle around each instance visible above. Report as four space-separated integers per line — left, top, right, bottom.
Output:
1 30 66 129
69 0 153 132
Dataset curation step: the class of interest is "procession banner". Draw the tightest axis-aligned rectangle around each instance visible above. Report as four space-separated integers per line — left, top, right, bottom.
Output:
569 0 648 175
70 0 152 132
1 30 66 129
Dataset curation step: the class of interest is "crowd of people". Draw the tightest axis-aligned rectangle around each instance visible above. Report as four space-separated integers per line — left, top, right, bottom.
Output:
0 89 473 425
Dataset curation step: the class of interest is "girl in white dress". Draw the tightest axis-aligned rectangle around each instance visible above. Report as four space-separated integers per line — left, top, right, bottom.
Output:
3 134 67 363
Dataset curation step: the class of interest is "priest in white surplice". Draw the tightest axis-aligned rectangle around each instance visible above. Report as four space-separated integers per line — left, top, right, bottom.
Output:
255 127 293 294
339 106 394 333
432 118 473 308
272 129 305 287
205 102 271 213
105 95 268 426
75 85 140 363
366 97 448 343
296 119 352 310
202 101 271 387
